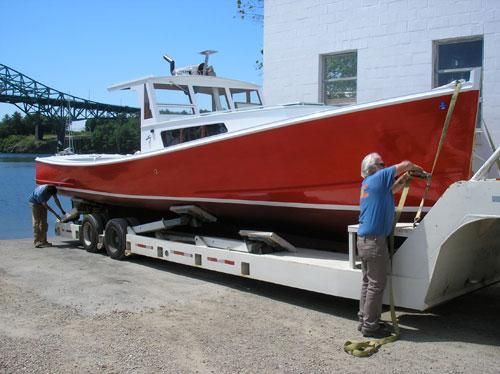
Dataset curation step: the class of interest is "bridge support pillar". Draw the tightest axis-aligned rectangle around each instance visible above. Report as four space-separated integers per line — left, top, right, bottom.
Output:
35 123 43 140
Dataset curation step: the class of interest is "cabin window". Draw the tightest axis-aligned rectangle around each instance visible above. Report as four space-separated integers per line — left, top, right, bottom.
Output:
193 86 230 113
230 89 262 108
153 83 195 115
321 51 357 105
143 85 153 119
161 123 228 147
433 37 483 126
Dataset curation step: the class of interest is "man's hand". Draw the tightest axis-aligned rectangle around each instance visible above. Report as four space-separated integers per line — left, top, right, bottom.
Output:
395 160 427 177
409 170 431 179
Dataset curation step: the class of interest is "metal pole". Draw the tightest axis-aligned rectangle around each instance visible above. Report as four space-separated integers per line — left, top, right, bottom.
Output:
471 146 500 181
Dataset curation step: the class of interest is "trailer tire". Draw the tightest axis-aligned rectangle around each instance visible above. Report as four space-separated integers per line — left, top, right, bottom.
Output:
81 214 104 253
104 218 129 260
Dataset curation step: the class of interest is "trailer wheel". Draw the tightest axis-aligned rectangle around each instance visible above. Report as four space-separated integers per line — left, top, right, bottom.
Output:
81 214 104 253
104 218 129 260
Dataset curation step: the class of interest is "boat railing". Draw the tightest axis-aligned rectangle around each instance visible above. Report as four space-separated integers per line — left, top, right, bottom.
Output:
471 146 500 181
157 102 197 115
234 102 261 109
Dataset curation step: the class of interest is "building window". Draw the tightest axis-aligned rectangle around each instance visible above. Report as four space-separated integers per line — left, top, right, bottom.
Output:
433 37 483 87
434 37 483 126
321 51 357 105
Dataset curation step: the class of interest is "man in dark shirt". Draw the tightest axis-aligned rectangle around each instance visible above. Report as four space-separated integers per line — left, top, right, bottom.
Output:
357 152 423 338
28 185 66 248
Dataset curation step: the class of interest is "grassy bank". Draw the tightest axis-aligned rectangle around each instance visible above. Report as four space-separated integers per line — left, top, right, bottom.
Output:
0 135 58 153
1 115 140 154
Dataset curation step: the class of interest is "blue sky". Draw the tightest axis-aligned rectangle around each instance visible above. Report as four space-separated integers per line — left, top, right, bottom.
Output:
0 0 263 118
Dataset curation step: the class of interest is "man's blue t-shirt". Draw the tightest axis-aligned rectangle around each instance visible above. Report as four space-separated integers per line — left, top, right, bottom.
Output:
29 185 54 205
358 166 396 237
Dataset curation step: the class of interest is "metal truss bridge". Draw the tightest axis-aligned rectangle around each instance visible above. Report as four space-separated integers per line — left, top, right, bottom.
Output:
0 63 139 120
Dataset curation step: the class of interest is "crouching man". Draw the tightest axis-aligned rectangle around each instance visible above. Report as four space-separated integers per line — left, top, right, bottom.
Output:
29 185 66 248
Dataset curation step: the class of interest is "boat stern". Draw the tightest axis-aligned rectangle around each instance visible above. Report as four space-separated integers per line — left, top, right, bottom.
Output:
424 216 500 309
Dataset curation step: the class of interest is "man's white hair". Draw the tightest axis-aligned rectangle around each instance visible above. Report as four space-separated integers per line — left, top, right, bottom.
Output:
361 152 381 178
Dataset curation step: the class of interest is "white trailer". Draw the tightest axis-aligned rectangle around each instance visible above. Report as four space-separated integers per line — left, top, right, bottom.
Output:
55 149 500 311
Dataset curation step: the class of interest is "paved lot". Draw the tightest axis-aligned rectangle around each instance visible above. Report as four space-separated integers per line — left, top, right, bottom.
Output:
1 236 499 373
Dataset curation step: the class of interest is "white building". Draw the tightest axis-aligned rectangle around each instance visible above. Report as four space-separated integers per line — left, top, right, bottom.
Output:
263 0 500 168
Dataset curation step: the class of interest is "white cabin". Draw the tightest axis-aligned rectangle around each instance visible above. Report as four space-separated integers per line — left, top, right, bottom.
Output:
109 74 332 153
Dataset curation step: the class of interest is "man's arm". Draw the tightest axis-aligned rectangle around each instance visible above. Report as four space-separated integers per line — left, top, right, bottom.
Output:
43 202 61 220
394 160 425 176
52 194 66 216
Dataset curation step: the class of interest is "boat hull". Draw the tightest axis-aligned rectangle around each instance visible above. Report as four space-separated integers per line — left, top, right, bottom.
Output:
36 89 479 237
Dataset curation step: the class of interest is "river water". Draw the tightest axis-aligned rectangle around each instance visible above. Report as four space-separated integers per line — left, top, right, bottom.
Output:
0 153 71 240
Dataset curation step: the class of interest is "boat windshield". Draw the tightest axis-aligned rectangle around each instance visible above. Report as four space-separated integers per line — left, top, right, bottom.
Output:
147 82 262 117
153 83 195 115
193 86 230 113
230 88 262 108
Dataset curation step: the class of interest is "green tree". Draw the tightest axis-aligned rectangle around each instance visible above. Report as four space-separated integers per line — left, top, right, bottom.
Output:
115 118 140 154
0 111 60 138
10 112 23 135
0 111 139 154
88 116 140 154
236 0 263 21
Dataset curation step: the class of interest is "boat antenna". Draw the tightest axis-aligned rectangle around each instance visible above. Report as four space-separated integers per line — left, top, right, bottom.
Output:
199 50 217 75
163 54 175 75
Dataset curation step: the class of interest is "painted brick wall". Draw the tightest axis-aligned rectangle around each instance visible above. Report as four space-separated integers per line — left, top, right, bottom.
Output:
263 0 500 146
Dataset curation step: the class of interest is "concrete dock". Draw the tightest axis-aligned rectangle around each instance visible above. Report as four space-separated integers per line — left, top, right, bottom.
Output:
1 236 499 373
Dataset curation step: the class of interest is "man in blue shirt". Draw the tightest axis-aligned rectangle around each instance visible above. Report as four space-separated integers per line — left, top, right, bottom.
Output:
357 152 424 338
28 185 66 248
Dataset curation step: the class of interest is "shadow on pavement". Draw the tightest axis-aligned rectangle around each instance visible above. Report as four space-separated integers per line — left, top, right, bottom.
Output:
60 240 500 347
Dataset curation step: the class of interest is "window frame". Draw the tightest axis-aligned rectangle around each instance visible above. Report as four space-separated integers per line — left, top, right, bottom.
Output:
432 36 483 88
229 88 262 109
320 50 358 105
193 86 230 113
432 36 483 127
153 83 196 116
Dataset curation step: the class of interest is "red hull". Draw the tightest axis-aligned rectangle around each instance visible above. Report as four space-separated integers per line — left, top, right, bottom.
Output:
36 90 479 236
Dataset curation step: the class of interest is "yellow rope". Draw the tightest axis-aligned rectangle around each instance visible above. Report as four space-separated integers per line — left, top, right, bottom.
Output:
414 81 462 225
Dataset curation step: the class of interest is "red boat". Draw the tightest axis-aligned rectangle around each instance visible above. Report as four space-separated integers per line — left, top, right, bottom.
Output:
36 54 480 238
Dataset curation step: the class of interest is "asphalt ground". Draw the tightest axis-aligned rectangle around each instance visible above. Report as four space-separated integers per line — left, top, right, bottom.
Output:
1 236 499 373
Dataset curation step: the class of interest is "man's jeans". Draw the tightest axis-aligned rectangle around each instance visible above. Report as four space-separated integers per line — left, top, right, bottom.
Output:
357 235 389 333
31 203 48 245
